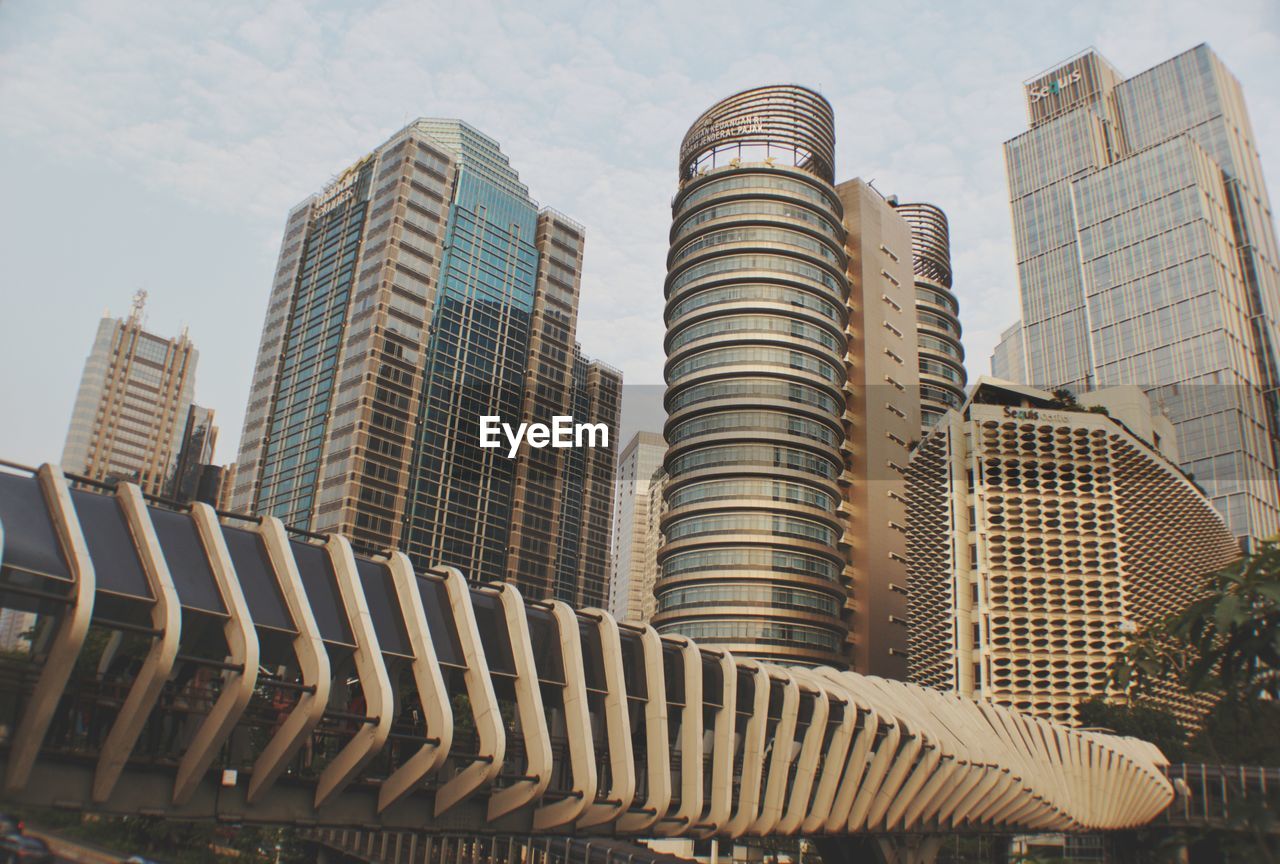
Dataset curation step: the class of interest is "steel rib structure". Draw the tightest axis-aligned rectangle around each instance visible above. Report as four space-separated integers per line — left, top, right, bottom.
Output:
0 463 1172 836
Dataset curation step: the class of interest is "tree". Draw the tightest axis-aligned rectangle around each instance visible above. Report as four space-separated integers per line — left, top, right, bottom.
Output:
1075 697 1186 761
1113 540 1280 703
1111 541 1280 862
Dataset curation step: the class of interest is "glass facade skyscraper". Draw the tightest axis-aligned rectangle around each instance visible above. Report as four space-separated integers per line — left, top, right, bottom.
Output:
232 119 620 601
994 45 1280 544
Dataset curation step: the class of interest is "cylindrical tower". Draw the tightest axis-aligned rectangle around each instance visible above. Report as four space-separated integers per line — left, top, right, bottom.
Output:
893 202 966 429
652 85 850 667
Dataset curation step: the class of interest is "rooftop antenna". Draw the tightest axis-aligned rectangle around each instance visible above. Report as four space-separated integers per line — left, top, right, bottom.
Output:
129 289 148 325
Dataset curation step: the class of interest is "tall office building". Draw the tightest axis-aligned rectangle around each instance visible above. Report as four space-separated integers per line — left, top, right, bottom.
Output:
835 179 921 677
994 45 1280 545
62 291 198 496
167 404 220 502
991 321 1025 384
608 431 667 623
906 379 1240 726
651 86 920 673
231 119 619 598
892 201 967 430
546 348 622 609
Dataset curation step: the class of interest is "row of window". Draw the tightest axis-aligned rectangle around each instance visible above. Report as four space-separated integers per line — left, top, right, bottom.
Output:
668 282 842 324
668 410 837 447
918 333 963 361
662 547 841 582
673 199 843 244
677 173 839 214
669 313 842 353
657 618 841 652
667 477 837 511
667 443 841 479
920 357 964 384
657 583 839 615
669 345 843 385
669 377 840 415
665 512 836 545
669 253 843 296
673 225 842 266
916 285 958 314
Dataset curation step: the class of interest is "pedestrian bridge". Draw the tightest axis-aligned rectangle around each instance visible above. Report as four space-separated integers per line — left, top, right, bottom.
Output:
0 462 1173 839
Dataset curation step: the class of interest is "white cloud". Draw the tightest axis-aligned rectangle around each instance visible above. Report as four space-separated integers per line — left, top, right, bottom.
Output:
1 0 1278 463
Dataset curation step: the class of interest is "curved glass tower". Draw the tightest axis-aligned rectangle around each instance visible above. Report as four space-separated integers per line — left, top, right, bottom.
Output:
893 202 965 429
651 85 850 667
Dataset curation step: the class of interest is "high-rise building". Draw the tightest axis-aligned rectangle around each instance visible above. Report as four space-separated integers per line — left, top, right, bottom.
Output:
906 378 1241 726
546 349 622 609
891 201 967 430
167 404 219 502
651 86 920 674
991 321 1025 384
993 45 1280 545
608 431 667 623
230 119 619 598
62 291 198 496
835 179 921 678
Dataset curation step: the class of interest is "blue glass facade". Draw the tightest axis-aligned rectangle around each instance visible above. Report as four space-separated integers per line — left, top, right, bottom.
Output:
403 167 540 580
236 118 619 604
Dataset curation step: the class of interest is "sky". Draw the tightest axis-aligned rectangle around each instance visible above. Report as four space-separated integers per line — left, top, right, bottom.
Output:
1 0 1279 467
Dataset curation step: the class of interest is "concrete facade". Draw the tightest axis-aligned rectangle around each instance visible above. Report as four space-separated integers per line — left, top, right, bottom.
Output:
905 378 1241 726
837 179 921 678
62 294 198 496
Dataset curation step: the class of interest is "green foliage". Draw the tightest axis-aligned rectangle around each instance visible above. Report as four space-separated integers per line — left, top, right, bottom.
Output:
1189 698 1280 764
1048 388 1079 409
1113 541 1280 702
1075 697 1187 760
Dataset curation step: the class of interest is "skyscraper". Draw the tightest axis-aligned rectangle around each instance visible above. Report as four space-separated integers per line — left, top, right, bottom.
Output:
231 119 619 598
991 321 1025 384
62 291 198 496
994 45 1280 545
906 379 1240 726
650 86 920 674
835 179 921 678
167 404 220 503
891 201 967 431
608 430 667 623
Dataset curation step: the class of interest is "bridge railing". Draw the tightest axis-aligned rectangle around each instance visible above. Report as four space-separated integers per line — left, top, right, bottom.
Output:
0 462 1177 837
1159 763 1280 827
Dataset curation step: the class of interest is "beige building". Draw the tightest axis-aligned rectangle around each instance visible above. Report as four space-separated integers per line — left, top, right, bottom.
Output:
651 86 922 676
608 431 667 623
62 291 198 496
890 201 966 432
906 378 1241 725
836 179 921 678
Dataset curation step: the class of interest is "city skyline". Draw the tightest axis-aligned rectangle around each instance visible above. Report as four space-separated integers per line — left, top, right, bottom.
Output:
3 2 1278 468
